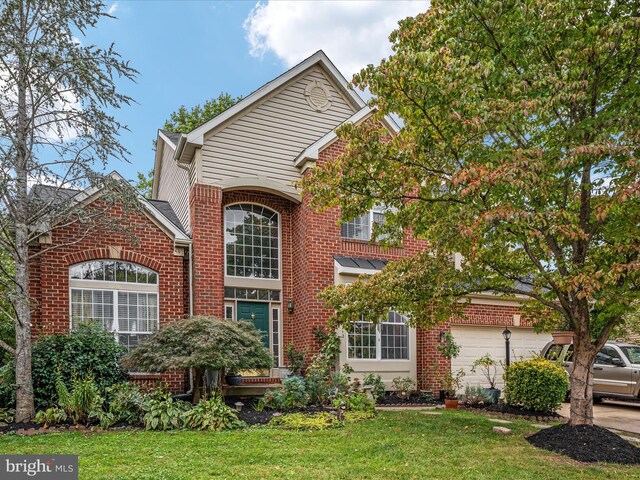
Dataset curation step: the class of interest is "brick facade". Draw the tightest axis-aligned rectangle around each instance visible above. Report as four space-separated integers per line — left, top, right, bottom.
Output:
29 199 189 393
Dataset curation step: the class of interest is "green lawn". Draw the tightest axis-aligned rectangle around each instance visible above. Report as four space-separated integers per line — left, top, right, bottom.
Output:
0 410 638 479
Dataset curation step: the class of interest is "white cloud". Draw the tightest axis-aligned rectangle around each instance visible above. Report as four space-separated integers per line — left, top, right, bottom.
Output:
244 0 428 78
107 2 118 16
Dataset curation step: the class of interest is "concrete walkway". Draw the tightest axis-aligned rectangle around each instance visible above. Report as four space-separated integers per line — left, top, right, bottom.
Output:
559 400 640 434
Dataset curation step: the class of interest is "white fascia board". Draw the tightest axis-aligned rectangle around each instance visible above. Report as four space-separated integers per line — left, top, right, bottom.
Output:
182 51 365 155
293 107 400 167
73 171 191 244
157 130 177 149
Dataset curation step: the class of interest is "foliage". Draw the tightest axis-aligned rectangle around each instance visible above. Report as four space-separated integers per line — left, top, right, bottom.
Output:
123 317 272 375
302 0 640 426
0 407 15 426
332 392 376 413
142 392 190 431
504 358 569 414
181 396 245 431
471 354 499 389
2 411 636 479
391 376 416 400
0 362 15 408
303 329 342 405
31 323 128 409
56 371 102 425
439 369 465 399
123 317 272 403
34 407 67 427
161 93 241 135
463 385 493 406
363 373 385 399
285 343 306 376
0 0 138 422
102 382 146 426
437 333 460 359
269 412 344 431
133 170 153 199
260 376 310 410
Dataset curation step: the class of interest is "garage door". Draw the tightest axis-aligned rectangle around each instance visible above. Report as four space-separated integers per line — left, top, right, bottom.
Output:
450 326 552 391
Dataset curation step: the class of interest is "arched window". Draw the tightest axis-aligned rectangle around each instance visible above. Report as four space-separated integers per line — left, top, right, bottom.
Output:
225 204 279 279
69 260 159 349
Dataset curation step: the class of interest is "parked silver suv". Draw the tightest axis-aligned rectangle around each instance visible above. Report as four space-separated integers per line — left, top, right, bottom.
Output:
541 341 640 401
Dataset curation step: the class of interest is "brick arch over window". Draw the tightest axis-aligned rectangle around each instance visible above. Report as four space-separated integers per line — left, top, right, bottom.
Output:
63 248 163 272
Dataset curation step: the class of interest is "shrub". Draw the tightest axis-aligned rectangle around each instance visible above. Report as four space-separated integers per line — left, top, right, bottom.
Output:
31 323 128 408
259 376 310 410
56 370 102 424
181 396 245 431
391 376 416 400
103 382 146 425
470 354 499 389
363 373 385 399
463 385 492 406
504 358 569 413
34 407 67 427
142 392 190 430
0 407 15 426
124 317 272 404
285 343 306 376
0 363 15 408
332 392 376 413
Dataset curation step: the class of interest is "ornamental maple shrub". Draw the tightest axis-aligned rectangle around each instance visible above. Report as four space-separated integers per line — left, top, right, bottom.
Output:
123 317 272 403
504 358 569 414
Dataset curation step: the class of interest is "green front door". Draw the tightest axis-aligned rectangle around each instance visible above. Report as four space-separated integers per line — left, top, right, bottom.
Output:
237 301 269 348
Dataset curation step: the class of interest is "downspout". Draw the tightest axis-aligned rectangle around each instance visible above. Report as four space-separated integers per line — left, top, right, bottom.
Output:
187 241 194 394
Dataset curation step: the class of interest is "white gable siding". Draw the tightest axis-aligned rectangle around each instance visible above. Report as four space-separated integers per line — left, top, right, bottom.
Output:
200 67 355 185
157 140 191 233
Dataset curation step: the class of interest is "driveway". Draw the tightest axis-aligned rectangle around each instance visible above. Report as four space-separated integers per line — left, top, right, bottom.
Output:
559 400 640 434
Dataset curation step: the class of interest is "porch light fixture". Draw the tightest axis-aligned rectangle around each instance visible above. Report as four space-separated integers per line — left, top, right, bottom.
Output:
502 327 511 367
439 331 447 343
287 299 294 315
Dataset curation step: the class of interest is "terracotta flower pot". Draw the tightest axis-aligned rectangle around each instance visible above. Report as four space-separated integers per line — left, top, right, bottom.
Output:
552 331 574 345
444 398 459 410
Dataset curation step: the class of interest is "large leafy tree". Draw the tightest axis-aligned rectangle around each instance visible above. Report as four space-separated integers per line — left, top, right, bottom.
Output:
123 317 273 404
302 0 640 427
0 0 136 421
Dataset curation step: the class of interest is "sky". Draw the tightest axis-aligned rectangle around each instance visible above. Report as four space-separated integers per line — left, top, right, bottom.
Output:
85 0 428 182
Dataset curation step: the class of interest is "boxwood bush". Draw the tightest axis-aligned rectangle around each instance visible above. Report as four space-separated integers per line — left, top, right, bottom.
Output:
32 323 129 408
504 357 569 413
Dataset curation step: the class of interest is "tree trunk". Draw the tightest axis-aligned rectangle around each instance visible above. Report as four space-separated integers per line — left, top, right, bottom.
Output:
568 332 596 426
192 368 204 404
12 1 35 423
13 234 34 423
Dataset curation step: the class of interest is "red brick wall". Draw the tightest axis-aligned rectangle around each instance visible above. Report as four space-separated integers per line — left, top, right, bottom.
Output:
29 199 189 393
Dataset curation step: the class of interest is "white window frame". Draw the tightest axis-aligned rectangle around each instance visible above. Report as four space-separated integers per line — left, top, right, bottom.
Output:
341 205 388 242
69 261 159 350
271 306 281 367
347 312 410 361
224 202 281 281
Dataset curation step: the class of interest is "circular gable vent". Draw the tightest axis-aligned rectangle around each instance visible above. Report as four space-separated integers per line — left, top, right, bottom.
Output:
304 80 332 112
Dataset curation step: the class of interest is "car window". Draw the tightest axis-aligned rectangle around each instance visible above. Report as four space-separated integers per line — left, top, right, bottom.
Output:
595 346 623 365
566 345 574 362
619 346 640 364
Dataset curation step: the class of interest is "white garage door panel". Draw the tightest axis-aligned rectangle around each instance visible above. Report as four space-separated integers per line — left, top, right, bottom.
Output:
451 326 552 391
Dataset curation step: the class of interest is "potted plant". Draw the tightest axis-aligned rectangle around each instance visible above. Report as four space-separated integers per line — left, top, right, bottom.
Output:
441 369 465 409
224 370 243 386
471 354 500 403
551 319 574 345
436 332 461 401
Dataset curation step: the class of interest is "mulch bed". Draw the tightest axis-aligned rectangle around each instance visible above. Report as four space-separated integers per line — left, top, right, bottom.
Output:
464 403 564 422
376 394 443 406
527 424 640 464
225 396 328 426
